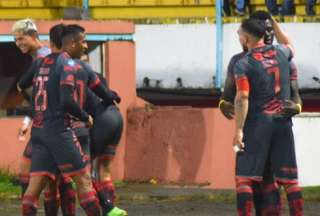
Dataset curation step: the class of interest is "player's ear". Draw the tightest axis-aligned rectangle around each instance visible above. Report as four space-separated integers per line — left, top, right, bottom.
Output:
244 34 250 46
71 39 76 48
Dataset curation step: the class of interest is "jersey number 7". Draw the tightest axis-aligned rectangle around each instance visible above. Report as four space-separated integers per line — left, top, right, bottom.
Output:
267 67 280 94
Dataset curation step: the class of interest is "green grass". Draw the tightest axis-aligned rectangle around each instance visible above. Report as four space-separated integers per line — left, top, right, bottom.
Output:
0 169 319 202
0 170 20 200
302 186 320 202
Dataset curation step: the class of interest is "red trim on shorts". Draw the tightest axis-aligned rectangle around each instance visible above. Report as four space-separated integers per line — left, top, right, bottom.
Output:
280 167 297 174
264 183 279 192
21 156 31 163
61 176 72 184
30 171 56 181
58 164 73 170
276 177 298 185
286 185 302 194
98 154 115 162
62 164 90 178
236 176 263 182
236 187 253 194
236 77 250 92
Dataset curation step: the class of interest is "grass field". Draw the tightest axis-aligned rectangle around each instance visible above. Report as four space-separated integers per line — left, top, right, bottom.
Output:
0 170 319 202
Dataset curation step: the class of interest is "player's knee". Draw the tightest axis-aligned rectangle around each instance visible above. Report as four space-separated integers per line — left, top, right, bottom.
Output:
72 172 92 190
283 183 302 194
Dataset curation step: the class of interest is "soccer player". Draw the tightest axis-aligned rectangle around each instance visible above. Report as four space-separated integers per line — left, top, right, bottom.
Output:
233 18 303 216
54 25 125 216
62 24 126 216
77 52 125 214
12 18 51 197
84 67 124 209
19 24 127 216
219 11 302 215
19 24 101 216
18 23 79 216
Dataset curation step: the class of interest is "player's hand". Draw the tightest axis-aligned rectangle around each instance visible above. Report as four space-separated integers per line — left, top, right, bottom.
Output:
87 115 94 128
233 129 245 153
281 100 300 117
111 90 121 104
219 100 235 120
18 125 28 141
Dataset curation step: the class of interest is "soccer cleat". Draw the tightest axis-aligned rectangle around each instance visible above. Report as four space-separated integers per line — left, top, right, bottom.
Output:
107 207 128 216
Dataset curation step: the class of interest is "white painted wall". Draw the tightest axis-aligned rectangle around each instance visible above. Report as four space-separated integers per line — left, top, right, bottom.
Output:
293 114 320 186
135 23 320 89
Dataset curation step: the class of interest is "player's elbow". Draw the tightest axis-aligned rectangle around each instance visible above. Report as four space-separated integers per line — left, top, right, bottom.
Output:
17 83 22 92
236 91 249 100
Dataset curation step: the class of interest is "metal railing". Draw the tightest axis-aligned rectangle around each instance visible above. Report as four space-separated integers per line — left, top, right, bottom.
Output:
215 0 223 88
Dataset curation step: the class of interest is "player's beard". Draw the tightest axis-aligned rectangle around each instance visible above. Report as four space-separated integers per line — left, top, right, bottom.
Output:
242 45 248 52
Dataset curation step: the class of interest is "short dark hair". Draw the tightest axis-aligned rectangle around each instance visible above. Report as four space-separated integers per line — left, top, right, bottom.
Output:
249 10 272 21
249 11 274 45
61 24 85 45
241 18 267 40
49 24 65 49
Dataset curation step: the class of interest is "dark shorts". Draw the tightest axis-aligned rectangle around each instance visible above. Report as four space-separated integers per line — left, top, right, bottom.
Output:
236 115 298 184
22 139 33 160
271 118 298 184
30 126 90 180
90 105 123 159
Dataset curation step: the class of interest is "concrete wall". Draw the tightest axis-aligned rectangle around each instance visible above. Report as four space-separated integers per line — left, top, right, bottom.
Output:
125 107 235 189
0 118 28 172
125 108 320 188
293 114 320 187
3 111 319 188
135 23 320 89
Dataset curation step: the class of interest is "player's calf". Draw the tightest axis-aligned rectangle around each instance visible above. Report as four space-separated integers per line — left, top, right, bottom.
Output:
283 183 304 216
252 182 263 216
59 176 76 216
236 177 254 216
22 175 50 216
43 179 60 216
19 157 31 197
72 171 101 216
44 191 60 216
261 181 282 216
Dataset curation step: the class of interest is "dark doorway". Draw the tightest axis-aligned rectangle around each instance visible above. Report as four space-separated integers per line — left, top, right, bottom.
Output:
0 42 32 114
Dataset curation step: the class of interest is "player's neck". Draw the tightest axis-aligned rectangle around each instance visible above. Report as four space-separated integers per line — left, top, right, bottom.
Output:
29 40 43 56
248 40 265 51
